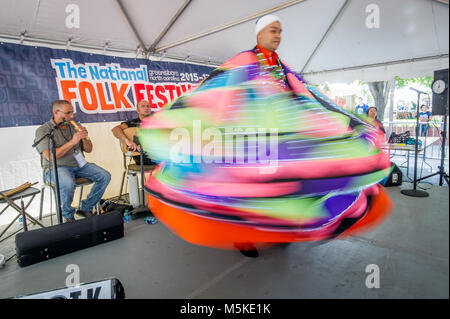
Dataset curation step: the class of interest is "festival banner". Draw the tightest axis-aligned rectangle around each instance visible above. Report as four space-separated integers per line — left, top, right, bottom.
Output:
0 42 214 128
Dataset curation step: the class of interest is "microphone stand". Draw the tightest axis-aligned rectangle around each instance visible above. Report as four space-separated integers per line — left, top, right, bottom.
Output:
416 89 449 186
32 122 65 224
401 92 429 197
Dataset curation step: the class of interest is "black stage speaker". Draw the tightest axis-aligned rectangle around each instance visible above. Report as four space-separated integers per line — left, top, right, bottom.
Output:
432 68 449 116
15 212 124 267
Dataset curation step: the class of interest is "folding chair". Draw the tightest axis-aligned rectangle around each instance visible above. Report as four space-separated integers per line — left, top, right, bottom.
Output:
38 156 96 221
117 127 156 203
0 183 44 243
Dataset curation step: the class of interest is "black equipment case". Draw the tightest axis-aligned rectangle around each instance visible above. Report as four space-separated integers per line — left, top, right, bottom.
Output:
15 212 124 267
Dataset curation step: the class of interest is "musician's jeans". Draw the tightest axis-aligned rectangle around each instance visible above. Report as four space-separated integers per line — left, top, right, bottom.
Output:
44 163 111 219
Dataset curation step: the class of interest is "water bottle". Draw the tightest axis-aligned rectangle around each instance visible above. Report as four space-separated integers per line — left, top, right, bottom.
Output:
144 216 158 225
123 210 131 223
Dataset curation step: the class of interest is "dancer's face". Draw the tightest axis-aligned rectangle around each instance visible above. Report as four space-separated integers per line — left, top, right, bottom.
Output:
257 21 282 52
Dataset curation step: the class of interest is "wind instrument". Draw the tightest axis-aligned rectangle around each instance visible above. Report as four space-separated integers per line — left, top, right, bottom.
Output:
70 120 90 140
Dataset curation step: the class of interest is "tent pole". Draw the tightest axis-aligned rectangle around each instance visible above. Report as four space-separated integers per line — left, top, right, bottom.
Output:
116 0 148 55
149 0 192 53
388 76 396 139
432 0 449 5
300 0 350 74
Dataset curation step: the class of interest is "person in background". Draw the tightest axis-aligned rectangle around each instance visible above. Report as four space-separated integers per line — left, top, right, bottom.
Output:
418 104 432 137
355 97 369 115
366 106 386 134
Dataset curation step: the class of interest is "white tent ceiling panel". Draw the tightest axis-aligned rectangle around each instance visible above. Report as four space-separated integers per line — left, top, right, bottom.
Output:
121 0 187 48
431 0 450 51
0 0 39 35
304 0 449 72
161 0 344 67
269 0 347 72
163 22 256 64
0 0 138 50
156 0 289 49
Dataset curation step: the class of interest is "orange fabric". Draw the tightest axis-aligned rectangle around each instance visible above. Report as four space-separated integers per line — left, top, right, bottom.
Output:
256 45 279 66
338 185 393 238
147 185 392 250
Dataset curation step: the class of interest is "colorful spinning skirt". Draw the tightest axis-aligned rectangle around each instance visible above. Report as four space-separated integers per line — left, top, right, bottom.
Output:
139 50 393 250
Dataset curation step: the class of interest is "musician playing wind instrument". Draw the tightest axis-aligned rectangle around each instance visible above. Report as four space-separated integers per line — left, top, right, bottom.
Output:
34 100 111 223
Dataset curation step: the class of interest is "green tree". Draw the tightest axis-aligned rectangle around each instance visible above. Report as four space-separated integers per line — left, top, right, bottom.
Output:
367 81 393 120
395 76 433 89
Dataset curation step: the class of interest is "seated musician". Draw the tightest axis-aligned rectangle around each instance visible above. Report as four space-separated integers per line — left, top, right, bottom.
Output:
34 100 111 223
112 100 157 165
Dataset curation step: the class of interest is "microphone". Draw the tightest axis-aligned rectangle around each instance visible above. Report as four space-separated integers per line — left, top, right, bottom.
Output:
54 118 68 129
33 119 67 148
409 87 427 94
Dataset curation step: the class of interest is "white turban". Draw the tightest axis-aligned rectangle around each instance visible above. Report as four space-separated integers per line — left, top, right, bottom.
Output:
255 14 280 35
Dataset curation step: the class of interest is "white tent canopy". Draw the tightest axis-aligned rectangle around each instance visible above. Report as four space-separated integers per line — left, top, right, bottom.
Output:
0 0 448 82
